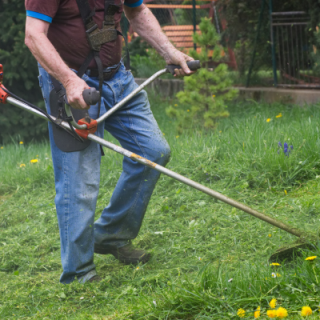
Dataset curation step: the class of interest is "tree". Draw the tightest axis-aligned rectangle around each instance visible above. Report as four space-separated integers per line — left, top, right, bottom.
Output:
166 18 238 131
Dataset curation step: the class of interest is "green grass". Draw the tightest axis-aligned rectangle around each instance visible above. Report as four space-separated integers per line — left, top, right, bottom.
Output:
1 96 320 319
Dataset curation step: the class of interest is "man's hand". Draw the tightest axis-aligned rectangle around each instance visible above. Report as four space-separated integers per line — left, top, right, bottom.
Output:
25 16 90 110
162 48 195 77
63 75 90 110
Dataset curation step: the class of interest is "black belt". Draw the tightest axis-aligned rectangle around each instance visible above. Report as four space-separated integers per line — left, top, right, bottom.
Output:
87 63 121 81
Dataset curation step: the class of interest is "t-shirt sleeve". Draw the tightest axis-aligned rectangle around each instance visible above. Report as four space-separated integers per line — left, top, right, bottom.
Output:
124 0 143 8
25 0 60 23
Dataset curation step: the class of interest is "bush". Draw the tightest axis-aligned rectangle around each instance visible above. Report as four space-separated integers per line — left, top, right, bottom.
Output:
0 0 47 144
166 18 238 132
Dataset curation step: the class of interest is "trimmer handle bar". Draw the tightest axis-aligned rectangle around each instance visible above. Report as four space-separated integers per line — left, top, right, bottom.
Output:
82 60 201 107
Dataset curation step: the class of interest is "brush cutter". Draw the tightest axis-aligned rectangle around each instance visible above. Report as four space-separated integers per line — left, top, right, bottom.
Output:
0 62 316 262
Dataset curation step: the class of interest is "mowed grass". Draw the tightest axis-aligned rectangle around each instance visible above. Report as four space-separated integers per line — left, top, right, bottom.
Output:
1 95 320 319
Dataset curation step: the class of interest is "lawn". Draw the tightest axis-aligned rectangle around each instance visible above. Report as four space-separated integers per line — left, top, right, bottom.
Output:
1 95 320 319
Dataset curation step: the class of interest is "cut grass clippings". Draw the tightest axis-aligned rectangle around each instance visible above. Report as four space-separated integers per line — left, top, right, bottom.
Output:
1 96 320 319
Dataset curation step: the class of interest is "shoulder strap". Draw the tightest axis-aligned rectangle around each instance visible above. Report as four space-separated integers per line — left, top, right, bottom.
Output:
76 0 95 27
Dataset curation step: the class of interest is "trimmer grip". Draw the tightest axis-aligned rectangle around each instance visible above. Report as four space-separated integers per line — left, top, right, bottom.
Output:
83 88 100 105
166 60 201 75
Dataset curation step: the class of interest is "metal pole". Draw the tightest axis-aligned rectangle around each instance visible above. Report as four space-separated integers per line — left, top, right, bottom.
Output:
192 0 197 50
269 0 278 87
6 95 305 238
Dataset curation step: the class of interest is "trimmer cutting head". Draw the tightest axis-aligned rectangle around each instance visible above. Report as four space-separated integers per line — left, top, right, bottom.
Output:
269 238 318 263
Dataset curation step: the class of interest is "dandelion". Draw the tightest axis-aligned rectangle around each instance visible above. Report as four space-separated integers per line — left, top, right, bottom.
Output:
237 308 245 318
176 136 179 139
284 190 287 195
254 306 261 318
163 133 165 135
276 273 281 277
36 155 39 157
301 306 312 317
187 109 190 112
20 141 23 145
276 113 282 118
30 159 38 164
136 267 139 270
267 309 277 318
269 298 277 309
270 263 281 266
20 164 26 168
305 256 317 261
212 95 216 98
266 118 271 122
0 146 3 149
268 234 272 237
174 104 178 107
276 307 288 318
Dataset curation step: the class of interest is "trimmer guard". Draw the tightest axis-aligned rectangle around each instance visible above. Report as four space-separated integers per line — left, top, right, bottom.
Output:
49 88 91 152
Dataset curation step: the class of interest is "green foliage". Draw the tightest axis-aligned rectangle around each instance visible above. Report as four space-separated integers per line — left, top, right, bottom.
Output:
166 18 238 131
312 26 320 75
0 0 47 144
130 48 166 78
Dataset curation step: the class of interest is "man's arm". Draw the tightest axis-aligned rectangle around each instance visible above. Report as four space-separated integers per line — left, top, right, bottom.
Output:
25 17 89 110
124 4 194 77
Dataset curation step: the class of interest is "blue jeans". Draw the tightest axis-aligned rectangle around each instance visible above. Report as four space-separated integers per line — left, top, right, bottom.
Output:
38 63 170 284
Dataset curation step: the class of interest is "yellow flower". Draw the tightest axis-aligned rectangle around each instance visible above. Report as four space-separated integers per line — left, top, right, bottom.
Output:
276 273 281 277
268 234 272 237
276 307 288 318
36 155 39 157
284 190 287 195
270 263 280 266
301 306 312 317
176 136 179 139
0 146 3 149
267 309 277 318
266 118 271 123
187 109 190 112
237 308 245 318
136 267 139 270
305 256 317 261
163 133 165 135
174 104 178 107
30 159 38 164
254 306 261 318
212 95 216 98
276 113 282 118
269 298 277 309
219 131 222 133
20 141 24 145
20 164 26 168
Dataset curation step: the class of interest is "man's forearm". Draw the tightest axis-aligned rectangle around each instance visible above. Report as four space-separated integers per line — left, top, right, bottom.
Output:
125 5 176 62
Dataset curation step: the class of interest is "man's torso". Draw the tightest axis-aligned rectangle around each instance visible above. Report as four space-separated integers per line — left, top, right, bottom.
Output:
25 0 127 69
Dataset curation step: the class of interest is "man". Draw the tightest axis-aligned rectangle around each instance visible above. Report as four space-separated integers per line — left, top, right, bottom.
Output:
25 0 194 284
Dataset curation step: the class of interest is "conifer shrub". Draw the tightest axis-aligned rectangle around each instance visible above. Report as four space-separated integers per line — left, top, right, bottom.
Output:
166 18 238 132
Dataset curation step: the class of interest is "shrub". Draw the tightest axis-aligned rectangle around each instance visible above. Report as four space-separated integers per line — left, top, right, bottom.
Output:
166 18 238 132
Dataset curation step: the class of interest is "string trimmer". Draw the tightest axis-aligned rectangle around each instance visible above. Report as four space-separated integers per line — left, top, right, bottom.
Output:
0 62 316 262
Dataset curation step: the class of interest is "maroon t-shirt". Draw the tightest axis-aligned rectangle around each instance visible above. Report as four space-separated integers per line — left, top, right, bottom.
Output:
25 0 142 69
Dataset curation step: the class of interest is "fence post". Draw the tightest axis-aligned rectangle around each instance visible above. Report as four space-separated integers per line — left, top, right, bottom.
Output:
269 0 278 87
192 0 197 50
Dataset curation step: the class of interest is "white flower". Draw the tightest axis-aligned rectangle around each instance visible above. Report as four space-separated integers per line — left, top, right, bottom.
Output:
228 278 233 282
153 300 157 307
272 272 277 278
